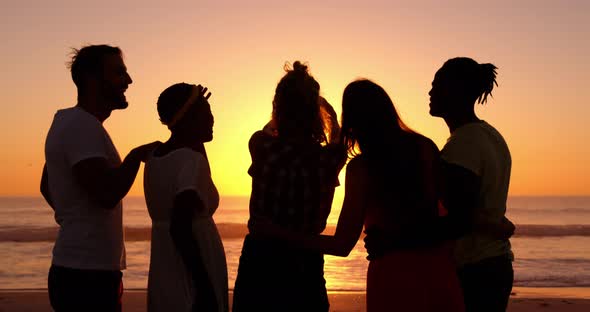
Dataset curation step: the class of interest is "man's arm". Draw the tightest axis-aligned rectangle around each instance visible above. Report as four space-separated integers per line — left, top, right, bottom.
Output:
474 216 515 240
40 163 55 210
437 160 481 239
73 141 160 210
438 160 515 240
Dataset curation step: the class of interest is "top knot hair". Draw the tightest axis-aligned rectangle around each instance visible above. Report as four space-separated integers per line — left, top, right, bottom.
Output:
291 61 309 73
272 61 326 144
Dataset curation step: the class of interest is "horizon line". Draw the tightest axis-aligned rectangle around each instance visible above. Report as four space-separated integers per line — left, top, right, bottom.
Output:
1 194 590 198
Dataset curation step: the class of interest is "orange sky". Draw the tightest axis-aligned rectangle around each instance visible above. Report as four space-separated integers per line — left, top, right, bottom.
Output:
1 0 589 196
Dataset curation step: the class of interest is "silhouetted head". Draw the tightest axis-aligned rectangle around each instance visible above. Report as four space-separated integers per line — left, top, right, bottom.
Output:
69 44 133 110
429 57 498 118
341 79 412 156
157 83 214 142
341 79 427 207
272 61 326 144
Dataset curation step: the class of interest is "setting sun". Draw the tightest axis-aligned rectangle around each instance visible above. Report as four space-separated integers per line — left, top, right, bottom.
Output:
1 1 590 311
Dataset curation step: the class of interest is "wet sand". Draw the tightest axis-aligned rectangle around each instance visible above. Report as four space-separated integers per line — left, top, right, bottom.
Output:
1 288 589 311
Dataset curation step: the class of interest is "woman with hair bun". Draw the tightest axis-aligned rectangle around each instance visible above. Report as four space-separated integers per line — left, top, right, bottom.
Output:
429 57 514 312
232 61 346 312
143 83 228 312
252 78 466 311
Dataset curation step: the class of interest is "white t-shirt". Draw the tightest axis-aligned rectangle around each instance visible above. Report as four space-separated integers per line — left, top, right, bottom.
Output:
441 121 513 267
144 148 219 222
44 107 126 271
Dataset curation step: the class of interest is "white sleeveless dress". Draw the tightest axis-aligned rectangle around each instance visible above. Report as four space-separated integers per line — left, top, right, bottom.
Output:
144 148 228 312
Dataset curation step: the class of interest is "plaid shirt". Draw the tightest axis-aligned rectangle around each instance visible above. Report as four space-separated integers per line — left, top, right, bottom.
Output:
248 131 346 234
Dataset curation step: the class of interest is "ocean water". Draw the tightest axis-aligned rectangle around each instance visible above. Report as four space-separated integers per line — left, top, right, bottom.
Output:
1 196 589 290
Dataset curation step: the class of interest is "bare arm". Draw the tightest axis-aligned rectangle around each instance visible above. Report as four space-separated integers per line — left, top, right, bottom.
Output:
313 187 336 233
40 163 55 210
250 158 367 257
319 160 366 256
73 141 160 210
170 191 201 275
169 190 217 311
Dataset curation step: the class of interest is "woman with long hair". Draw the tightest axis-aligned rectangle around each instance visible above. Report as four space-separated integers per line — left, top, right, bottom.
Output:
252 79 465 311
232 62 346 312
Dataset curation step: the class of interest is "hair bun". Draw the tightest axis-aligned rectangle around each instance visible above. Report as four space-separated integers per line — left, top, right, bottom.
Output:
292 61 308 73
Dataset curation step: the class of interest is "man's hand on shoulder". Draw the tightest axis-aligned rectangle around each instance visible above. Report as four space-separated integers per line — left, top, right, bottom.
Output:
130 141 162 162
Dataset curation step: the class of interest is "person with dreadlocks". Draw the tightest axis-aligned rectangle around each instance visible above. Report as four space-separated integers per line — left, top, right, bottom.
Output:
250 79 466 311
429 57 515 312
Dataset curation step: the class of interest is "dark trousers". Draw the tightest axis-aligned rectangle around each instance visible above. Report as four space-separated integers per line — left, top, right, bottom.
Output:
232 235 329 312
457 255 514 312
48 265 123 312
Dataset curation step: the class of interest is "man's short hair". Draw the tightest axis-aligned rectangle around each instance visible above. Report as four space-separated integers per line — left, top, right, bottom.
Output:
68 44 122 90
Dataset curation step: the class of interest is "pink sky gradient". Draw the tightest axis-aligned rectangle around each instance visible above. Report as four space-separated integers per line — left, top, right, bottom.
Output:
1 0 589 196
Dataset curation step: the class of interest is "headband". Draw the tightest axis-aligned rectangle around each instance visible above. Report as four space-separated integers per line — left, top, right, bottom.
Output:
163 85 201 128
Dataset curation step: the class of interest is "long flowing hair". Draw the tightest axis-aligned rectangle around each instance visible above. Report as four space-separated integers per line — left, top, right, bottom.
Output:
341 79 414 157
340 79 426 211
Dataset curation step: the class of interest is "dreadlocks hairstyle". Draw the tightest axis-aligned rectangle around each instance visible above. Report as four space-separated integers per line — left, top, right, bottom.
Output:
439 57 498 105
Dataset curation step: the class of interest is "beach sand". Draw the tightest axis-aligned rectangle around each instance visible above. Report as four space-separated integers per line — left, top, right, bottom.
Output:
1 288 589 311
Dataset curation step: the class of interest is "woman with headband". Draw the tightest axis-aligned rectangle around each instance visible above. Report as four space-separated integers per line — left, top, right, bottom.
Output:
143 83 228 312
